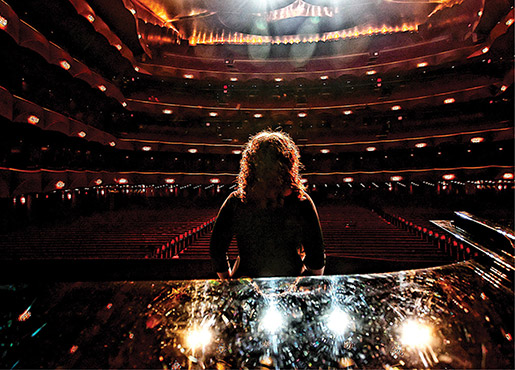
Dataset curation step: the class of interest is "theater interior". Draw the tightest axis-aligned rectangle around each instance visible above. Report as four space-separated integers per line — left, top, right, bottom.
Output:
0 0 514 368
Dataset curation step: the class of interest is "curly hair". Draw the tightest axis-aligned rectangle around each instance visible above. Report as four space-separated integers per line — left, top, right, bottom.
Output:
236 130 306 201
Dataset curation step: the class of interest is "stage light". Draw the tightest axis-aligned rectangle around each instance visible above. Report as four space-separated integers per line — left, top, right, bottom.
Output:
98 85 107 92
162 109 173 114
165 178 175 184
78 131 87 138
298 112 307 118
390 176 403 181
343 177 353 183
415 142 427 148
59 60 71 70
400 319 433 348
417 62 428 68
391 105 401 111
185 326 212 350
444 98 455 104
142 146 152 151
470 137 484 143
320 149 330 154
503 173 514 180
27 115 39 125
327 308 350 336
188 148 198 153
443 174 455 180
261 305 284 334
343 110 353 115
366 146 376 152
55 181 65 189
209 112 218 117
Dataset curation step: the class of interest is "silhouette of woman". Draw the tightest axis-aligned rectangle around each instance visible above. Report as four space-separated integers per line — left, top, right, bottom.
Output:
210 130 325 279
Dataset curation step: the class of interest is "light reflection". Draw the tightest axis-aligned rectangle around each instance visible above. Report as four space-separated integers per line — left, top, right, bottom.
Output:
261 305 284 333
185 326 212 350
327 307 350 336
400 319 433 348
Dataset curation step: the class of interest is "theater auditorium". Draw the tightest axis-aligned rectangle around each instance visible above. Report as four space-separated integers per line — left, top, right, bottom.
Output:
0 0 513 368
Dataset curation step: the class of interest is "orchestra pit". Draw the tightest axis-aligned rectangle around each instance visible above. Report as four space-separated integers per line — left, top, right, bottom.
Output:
0 0 513 368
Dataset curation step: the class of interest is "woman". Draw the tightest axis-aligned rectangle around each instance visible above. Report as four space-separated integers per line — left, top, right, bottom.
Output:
210 130 325 279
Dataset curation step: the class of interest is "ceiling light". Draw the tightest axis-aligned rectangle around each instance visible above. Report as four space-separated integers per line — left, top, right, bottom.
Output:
470 137 484 143
343 177 354 183
134 66 140 72
0 16 8 29
184 74 194 79
117 178 128 184
390 176 403 181
320 149 330 154
343 110 353 115
78 131 87 138
86 14 95 23
506 19 514 26
188 148 198 153
27 115 39 125
274 77 283 82
500 85 508 92
366 70 377 75
210 178 220 184
109 141 116 147
366 146 376 152
254 113 263 118
55 181 66 189
481 47 489 53
443 174 455 180
298 112 307 118
95 179 103 185
115 44 122 50
444 98 455 104
503 173 514 180
320 75 328 80
165 178 175 184
122 102 127 107
230 77 238 82
142 146 152 151
209 112 218 117
163 109 173 114
391 105 401 111
415 142 427 148
417 62 428 68
59 60 71 70
98 85 107 92
232 150 242 155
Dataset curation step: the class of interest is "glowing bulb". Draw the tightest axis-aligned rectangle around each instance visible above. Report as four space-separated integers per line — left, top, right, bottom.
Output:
254 113 263 118
230 77 238 82
27 115 39 125
444 98 455 104
470 137 484 143
95 179 103 185
343 110 353 115
415 142 427 148
443 174 455 180
78 131 87 138
343 177 354 183
209 112 218 117
188 148 198 153
163 109 173 114
0 16 8 29
327 308 350 336
55 181 65 189
481 47 489 53
366 70 377 75
142 146 152 151
500 85 508 92
390 176 403 181
274 77 283 82
261 306 284 333
400 319 433 348
366 146 376 152
298 112 307 118
210 178 220 184
184 74 194 79
417 62 428 68
391 105 401 111
98 85 107 92
320 75 329 80
109 141 116 147
165 178 175 184
320 149 330 154
502 173 513 180
117 178 128 184
232 150 242 155
86 14 95 23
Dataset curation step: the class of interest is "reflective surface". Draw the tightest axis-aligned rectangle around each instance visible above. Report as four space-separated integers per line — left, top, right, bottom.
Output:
1 261 513 369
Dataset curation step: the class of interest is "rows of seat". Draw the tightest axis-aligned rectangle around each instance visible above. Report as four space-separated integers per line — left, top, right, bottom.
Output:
176 205 455 264
0 208 218 259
